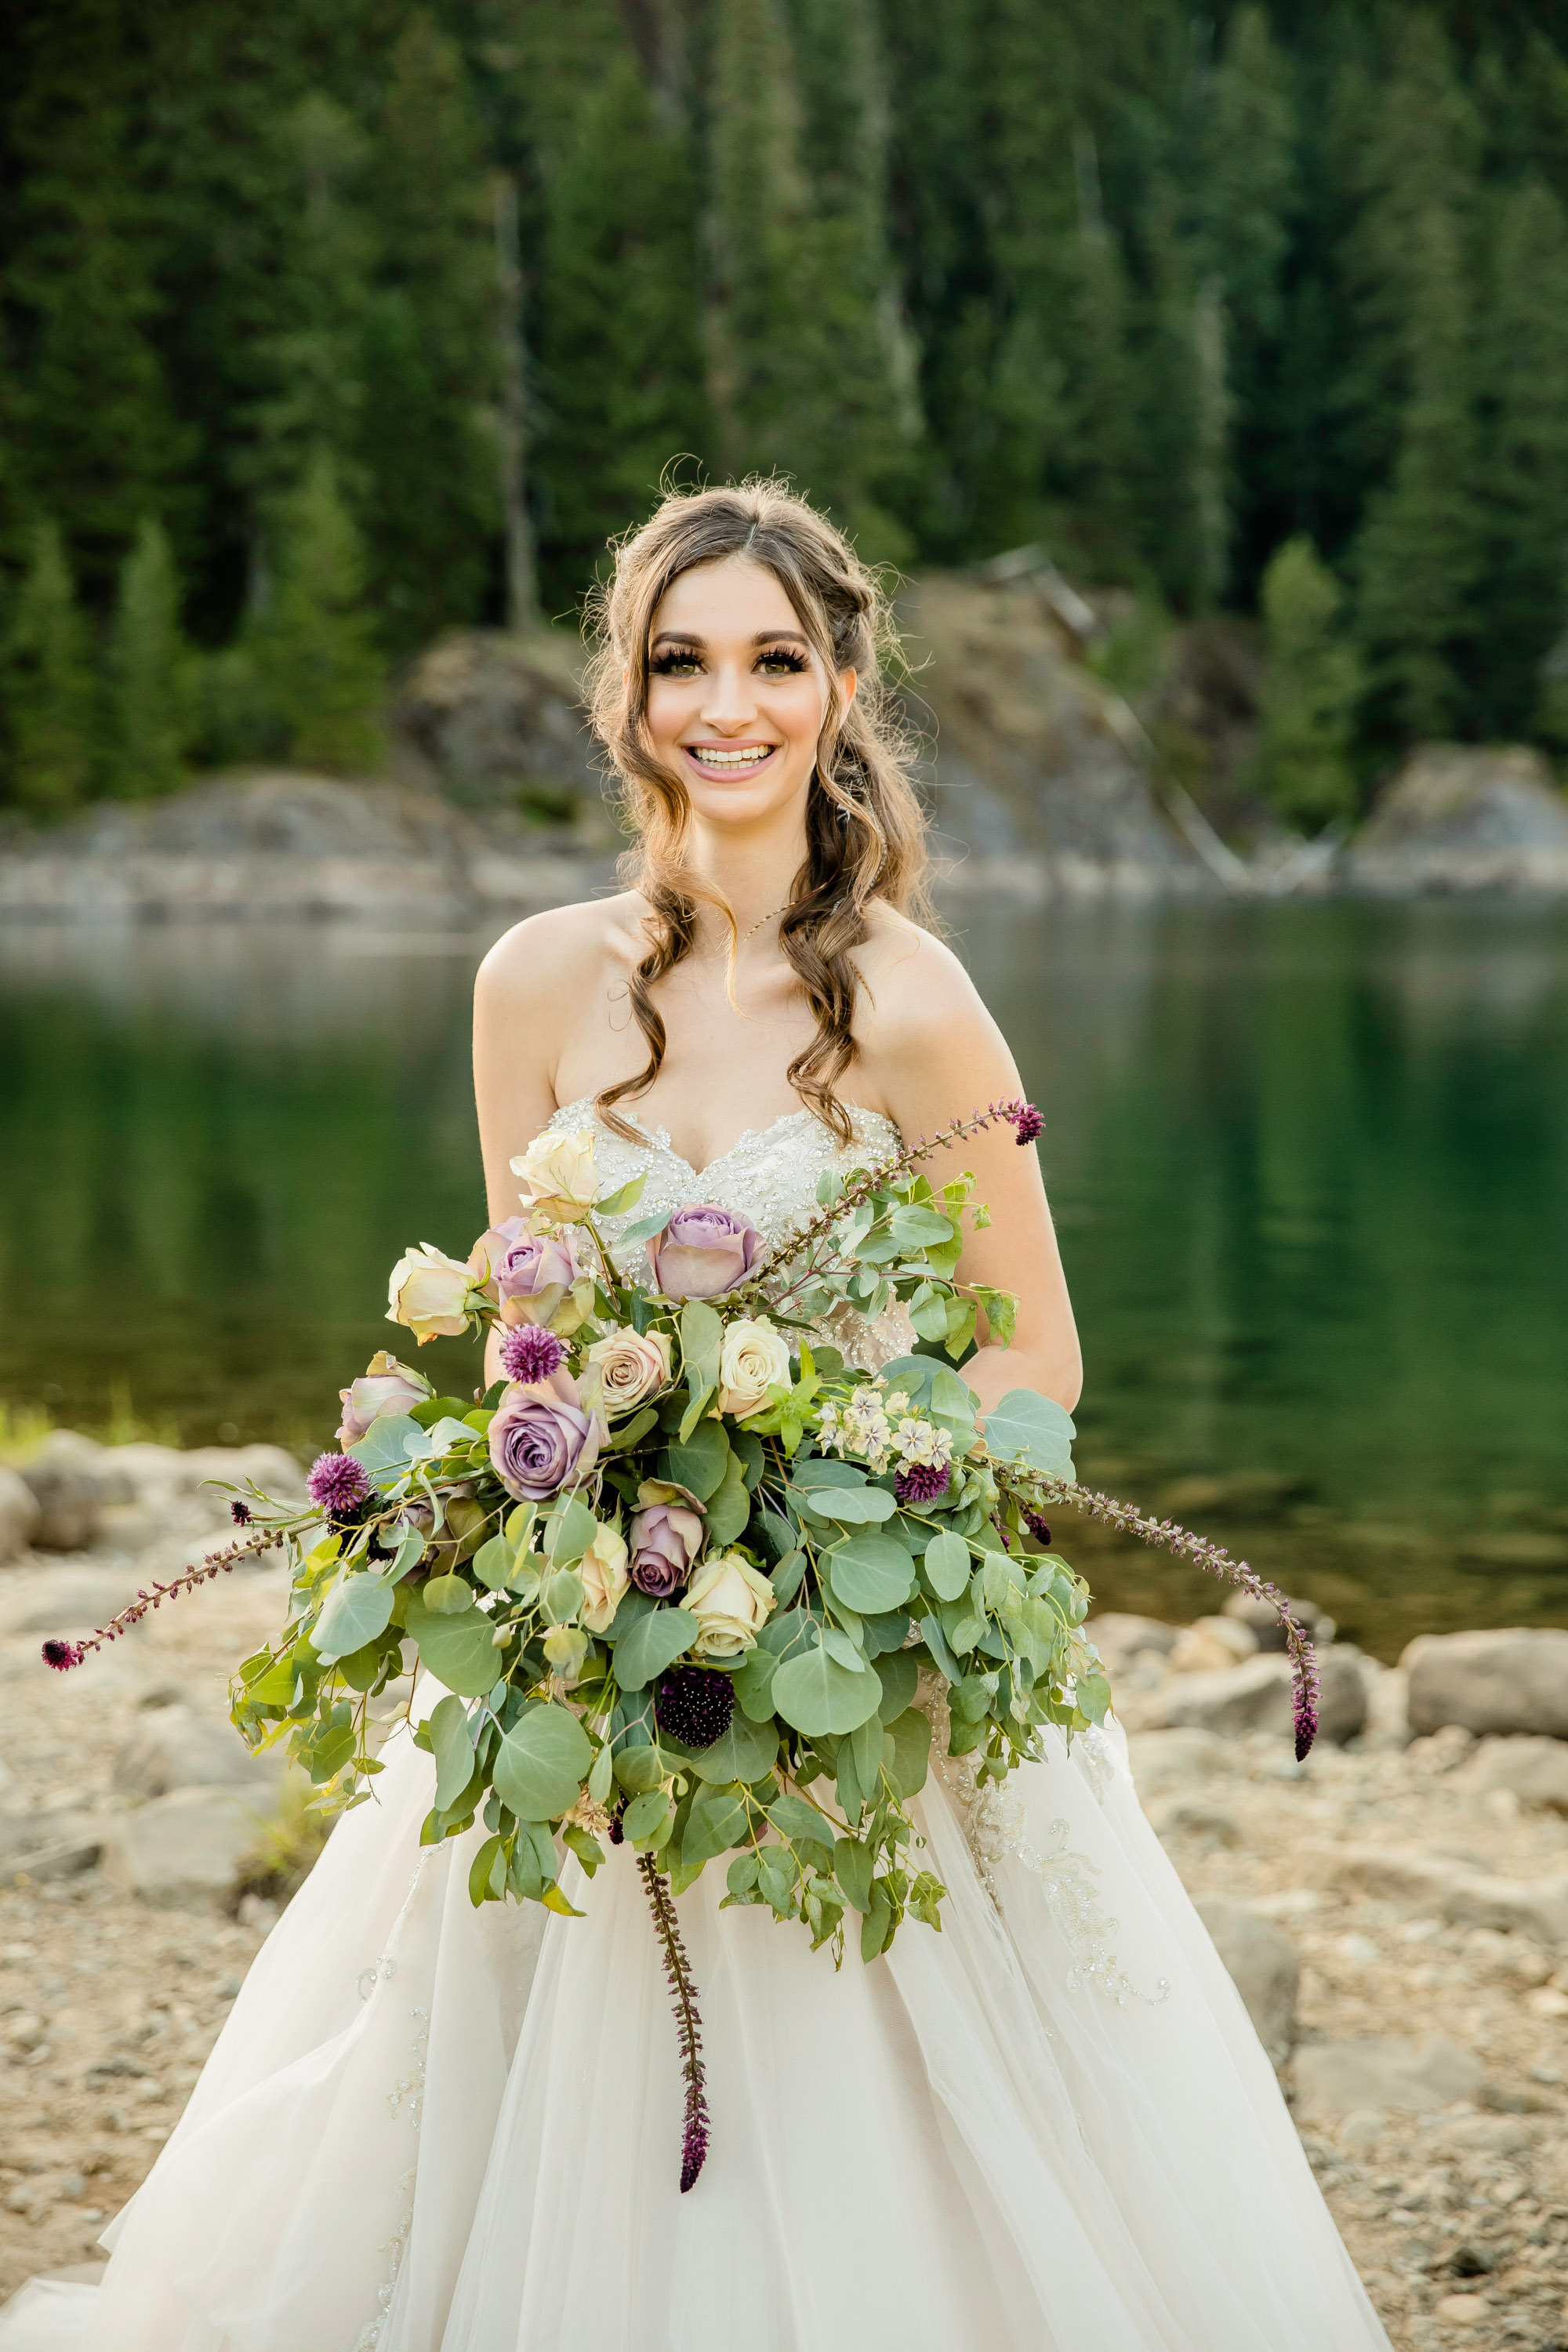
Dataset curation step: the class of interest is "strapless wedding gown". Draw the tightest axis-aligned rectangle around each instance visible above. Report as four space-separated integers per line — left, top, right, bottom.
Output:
0 1104 1391 2352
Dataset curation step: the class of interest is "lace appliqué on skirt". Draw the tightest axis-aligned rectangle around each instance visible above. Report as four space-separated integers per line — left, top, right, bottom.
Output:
350 1991 429 2350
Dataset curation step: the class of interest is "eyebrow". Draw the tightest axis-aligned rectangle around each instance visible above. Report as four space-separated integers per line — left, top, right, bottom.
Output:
649 628 811 648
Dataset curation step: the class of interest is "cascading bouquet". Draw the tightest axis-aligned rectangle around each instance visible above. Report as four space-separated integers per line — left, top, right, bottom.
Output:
43 1098 1319 2193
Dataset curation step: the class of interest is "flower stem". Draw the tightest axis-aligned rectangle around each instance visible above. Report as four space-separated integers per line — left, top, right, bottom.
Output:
637 1852 710 2193
38 1524 282 1671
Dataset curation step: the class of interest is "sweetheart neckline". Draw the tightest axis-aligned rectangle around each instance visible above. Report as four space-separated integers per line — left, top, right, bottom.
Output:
547 1096 900 1185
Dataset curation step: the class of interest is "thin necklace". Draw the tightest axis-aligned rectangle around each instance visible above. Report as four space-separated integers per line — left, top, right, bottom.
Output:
740 898 794 946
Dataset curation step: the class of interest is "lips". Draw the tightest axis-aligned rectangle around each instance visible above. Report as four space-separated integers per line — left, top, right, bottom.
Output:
684 743 779 771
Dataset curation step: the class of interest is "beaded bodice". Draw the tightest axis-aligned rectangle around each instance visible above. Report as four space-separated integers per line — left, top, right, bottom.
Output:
539 1097 916 1372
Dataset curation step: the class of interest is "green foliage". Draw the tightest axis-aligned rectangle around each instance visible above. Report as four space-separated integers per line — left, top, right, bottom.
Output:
106 520 196 799
2 521 96 812
245 453 384 771
1255 537 1362 830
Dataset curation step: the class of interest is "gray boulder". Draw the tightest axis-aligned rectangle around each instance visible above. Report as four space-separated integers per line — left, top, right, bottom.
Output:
1350 744 1568 895
1294 2034 1488 2123
1152 1798 1243 1849
1195 1896 1300 2063
0 1468 42 1563
101 1786 271 1904
394 628 601 809
113 1705 286 1800
1083 1613 1180 1664
1139 1653 1294 1738
0 1566 140 1637
1337 1845 1568 1946
1403 1627 1568 1739
15 1458 102 1550
1461 1735 1568 1814
1125 1727 1232 1791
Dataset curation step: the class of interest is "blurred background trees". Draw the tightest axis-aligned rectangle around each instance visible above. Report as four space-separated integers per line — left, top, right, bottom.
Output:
5 0 1568 812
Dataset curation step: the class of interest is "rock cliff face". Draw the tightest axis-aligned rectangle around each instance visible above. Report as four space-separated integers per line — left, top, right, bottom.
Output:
898 574 1211 899
393 628 604 810
1351 746 1568 895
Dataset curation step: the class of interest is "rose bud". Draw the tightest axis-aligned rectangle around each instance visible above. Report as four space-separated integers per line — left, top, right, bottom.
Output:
629 1478 706 1598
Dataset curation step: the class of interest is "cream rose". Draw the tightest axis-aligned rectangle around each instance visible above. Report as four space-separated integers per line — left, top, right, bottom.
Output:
386 1243 477 1345
510 1127 600 1223
684 1552 777 1659
578 1519 630 1634
716 1316 791 1418
586 1325 673 1416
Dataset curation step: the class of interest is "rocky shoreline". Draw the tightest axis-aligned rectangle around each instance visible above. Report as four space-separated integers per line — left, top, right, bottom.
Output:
2 1432 1566 2347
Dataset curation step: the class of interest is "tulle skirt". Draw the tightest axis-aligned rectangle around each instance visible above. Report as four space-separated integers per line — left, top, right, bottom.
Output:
0 1704 1389 2352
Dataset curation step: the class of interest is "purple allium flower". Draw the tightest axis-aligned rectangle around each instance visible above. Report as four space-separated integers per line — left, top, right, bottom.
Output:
655 1664 736 1749
895 1461 950 1505
42 1638 85 1671
500 1323 565 1383
1024 1511 1051 1546
1009 1100 1044 1145
230 1499 252 1526
307 1451 372 1522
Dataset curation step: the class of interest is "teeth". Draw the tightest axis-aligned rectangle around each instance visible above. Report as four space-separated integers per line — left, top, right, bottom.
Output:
689 745 775 767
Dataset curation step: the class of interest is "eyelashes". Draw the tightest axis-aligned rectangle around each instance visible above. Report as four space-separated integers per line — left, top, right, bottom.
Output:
648 645 809 677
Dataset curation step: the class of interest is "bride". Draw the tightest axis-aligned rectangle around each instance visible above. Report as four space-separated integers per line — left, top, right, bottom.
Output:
1 481 1391 2351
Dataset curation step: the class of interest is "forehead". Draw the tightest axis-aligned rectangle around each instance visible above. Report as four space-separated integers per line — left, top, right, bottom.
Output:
650 554 805 645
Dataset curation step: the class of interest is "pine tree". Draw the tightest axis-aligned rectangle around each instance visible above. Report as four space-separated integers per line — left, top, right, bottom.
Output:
536 50 712 608
2 521 97 813
246 454 383 772
1256 535 1360 829
106 518 196 799
357 14 498 652
1477 178 1568 739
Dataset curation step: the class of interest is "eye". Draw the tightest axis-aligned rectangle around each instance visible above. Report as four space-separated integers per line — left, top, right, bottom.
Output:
757 646 808 676
650 648 702 677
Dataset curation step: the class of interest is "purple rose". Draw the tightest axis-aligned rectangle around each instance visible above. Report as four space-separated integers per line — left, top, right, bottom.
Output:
470 1217 578 1328
646 1203 761 1301
488 1367 601 1501
629 1479 706 1598
336 1353 431 1446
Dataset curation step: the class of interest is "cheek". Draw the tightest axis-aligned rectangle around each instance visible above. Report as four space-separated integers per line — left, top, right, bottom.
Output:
644 677 694 743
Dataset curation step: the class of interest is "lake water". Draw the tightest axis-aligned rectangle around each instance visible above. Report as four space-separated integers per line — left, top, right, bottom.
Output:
3 898 1566 1657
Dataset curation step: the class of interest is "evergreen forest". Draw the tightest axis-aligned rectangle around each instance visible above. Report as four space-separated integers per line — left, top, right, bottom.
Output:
6 0 1568 818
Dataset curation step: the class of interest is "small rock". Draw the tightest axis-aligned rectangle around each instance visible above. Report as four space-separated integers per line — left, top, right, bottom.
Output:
30 1428 135 1503
237 1892 279 1934
14 1458 103 1551
1337 2109 1387 2151
1292 2034 1489 2123
1461 1734 1568 1815
1316 1646 1369 1744
0 1467 42 1563
1125 1726 1232 1790
113 1705 286 1801
1403 1627 1568 1739
1359 1658 1412 1751
1168 1617 1258 1675
1436 2113 1534 2158
1350 742 1568 894
1194 1896 1300 2061
1407 1723 1476 1773
100 1786 271 1904
1525 1985 1568 2019
1 1814 105 1882
1152 1798 1243 1848
1135 1653 1295 1738
1083 1613 1179 1667
1337 1846 1568 1946
1432 2292 1490 2325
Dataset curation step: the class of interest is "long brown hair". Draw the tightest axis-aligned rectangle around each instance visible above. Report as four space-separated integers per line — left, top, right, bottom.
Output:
583 478 931 1144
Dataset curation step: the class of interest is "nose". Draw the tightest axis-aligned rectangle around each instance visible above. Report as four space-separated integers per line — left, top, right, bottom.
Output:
699 661 759 732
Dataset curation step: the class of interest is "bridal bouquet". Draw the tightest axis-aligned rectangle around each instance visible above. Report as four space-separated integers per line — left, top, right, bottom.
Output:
45 1098 1319 2191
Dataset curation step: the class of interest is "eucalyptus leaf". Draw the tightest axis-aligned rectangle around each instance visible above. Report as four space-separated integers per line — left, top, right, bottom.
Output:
492 1702 593 1822
403 1595 506 1697
874 1650 919 1722
767 1791 835 1851
704 1451 752 1544
820 1624 867 1672
610 1604 697 1690
769 1548 807 1606
797 1486 895 1526
346 1414 424 1491
616 1208 673 1247
923 1530 972 1602
788 1457 869 1490
682 1786 750 1867
662 1418 729 1501
918 1612 962 1684
426 1693 477 1812
312 1570 394 1662
593 1171 648 1217
770 1642 884 1736
688 1711 778 1785
833 1835 874 1915
680 1298 724 1385
622 1787 672 1843
421 1573 474 1615
546 1495 598 1564
890 1204 956 1248
982 1388 1077 1479
731 1645 779 1722
884 1707 932 1798
827 1530 916 1613
471 1534 516 1593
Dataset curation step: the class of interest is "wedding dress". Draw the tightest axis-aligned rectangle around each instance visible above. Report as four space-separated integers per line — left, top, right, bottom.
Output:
0 1102 1392 2352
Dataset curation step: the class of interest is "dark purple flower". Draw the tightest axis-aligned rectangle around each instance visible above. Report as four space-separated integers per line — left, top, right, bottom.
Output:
501 1324 565 1384
230 1499 252 1526
895 1461 950 1505
307 1451 372 1522
1009 1100 1044 1145
1294 1682 1319 1762
608 1797 626 1846
655 1664 736 1749
1024 1511 1051 1546
42 1639 85 1671
681 2107 710 2195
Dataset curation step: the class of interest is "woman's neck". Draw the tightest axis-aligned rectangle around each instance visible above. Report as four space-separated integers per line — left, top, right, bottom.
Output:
681 808 808 948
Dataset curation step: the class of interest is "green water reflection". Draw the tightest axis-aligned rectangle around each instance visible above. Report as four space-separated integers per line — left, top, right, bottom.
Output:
2 902 1565 1657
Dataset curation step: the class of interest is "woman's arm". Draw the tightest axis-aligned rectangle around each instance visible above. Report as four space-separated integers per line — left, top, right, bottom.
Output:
854 922 1083 1417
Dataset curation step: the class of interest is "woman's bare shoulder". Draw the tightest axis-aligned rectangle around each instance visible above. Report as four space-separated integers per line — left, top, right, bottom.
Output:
475 891 648 1009
852 904 989 1039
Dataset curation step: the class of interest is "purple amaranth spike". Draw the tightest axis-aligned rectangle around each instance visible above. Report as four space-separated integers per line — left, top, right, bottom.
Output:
1024 1511 1051 1545
501 1324 566 1383
1008 1100 1044 1145
637 1853 711 2194
42 1639 85 1671
895 1461 950 1505
307 1451 372 1522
